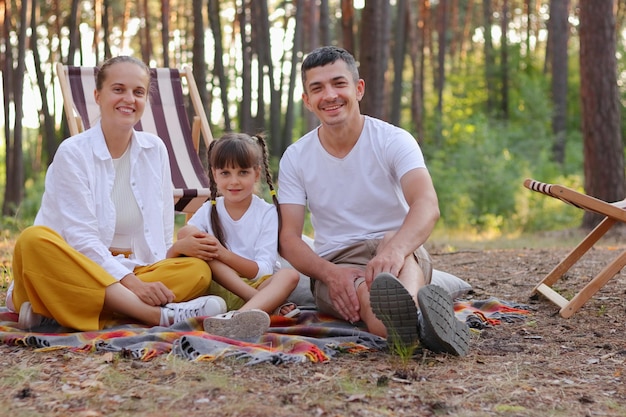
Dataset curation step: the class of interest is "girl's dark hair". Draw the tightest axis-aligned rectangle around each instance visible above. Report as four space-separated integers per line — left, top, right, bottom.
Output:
96 56 151 91
207 133 280 248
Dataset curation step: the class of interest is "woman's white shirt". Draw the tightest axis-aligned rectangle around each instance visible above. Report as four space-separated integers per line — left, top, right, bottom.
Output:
34 122 174 280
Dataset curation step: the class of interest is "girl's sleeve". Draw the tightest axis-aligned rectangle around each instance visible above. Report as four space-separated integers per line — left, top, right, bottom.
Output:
251 206 279 279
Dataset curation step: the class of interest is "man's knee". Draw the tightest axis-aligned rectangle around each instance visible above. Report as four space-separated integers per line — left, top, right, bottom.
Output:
415 246 433 284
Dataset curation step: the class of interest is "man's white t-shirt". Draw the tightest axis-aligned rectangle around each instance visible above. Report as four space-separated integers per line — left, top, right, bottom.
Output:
278 116 427 257
187 194 279 280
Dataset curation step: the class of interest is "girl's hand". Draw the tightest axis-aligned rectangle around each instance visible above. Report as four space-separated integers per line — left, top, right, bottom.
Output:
172 231 219 261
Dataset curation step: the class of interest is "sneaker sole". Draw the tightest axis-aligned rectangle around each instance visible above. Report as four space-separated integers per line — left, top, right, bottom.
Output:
417 285 470 356
18 302 37 330
203 310 270 340
370 273 420 347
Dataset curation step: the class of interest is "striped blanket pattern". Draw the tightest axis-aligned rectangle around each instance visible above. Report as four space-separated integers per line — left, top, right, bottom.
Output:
0 299 531 365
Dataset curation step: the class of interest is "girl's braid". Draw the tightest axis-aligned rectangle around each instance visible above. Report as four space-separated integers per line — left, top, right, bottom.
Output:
254 134 281 226
206 139 227 247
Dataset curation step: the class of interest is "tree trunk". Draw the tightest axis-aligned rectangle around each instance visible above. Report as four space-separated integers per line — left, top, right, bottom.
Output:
525 0 535 70
283 0 304 152
500 0 509 119
549 0 569 165
483 0 496 115
192 0 209 169
579 0 625 228
390 0 408 127
359 0 391 120
30 0 58 166
250 2 266 132
208 0 232 132
340 0 355 53
448 0 459 66
67 0 80 64
162 0 170 67
2 0 14 186
121 0 131 53
3 0 28 216
319 0 330 47
303 0 320 132
458 0 474 64
140 0 153 63
93 0 102 61
435 0 447 144
102 0 112 59
238 1 253 133
410 0 427 143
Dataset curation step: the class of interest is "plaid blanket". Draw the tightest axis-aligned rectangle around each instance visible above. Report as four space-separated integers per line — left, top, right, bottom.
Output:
0 298 530 365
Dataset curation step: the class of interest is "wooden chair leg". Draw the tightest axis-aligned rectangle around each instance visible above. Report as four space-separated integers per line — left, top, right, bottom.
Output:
532 217 619 318
532 217 615 291
560 250 626 318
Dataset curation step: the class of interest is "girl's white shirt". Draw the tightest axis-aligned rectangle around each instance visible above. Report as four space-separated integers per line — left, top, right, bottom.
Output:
187 194 279 280
278 115 427 257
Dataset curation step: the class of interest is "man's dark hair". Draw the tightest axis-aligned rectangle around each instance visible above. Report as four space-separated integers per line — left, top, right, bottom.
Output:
301 46 359 90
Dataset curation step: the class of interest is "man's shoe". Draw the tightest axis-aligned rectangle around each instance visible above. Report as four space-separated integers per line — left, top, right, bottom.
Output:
203 309 270 340
370 272 420 347
417 284 470 356
164 295 227 325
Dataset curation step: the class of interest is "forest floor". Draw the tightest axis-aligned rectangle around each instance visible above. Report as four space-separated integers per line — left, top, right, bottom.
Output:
0 230 625 417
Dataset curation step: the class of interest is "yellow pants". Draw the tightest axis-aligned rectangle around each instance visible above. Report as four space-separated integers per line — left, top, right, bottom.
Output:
208 275 271 311
12 225 212 331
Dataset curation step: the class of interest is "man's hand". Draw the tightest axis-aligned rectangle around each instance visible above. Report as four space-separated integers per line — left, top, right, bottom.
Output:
326 266 364 323
120 273 175 306
364 247 405 289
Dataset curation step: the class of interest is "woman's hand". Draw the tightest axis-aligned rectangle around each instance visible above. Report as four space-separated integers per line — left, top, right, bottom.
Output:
120 273 175 306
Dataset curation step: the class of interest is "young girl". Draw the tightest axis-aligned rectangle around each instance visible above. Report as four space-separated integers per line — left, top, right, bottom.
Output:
177 133 301 338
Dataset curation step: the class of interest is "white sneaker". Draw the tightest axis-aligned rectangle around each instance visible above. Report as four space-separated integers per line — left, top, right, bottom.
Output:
164 295 227 325
203 309 270 340
17 302 59 330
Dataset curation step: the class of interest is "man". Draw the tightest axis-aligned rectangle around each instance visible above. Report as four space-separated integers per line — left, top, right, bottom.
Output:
278 46 469 355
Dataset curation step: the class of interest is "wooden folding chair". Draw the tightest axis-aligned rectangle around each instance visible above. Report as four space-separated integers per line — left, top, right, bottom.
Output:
56 62 214 215
524 178 626 318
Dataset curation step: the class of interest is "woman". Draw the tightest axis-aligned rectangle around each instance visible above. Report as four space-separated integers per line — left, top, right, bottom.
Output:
8 56 225 331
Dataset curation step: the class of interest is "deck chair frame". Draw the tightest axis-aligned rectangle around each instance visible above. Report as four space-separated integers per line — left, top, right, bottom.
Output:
524 178 626 318
56 62 213 215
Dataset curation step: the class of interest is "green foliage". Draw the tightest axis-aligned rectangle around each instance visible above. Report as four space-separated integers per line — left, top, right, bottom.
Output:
426 66 586 236
0 171 45 233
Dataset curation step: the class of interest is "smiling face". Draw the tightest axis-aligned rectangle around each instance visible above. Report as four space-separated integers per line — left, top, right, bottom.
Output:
302 59 365 128
212 164 261 207
94 61 150 130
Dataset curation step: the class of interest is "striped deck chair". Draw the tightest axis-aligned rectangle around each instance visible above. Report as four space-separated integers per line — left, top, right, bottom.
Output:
56 62 213 215
524 178 626 318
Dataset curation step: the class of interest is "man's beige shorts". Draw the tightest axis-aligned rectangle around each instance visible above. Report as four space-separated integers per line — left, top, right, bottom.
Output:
313 239 432 318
